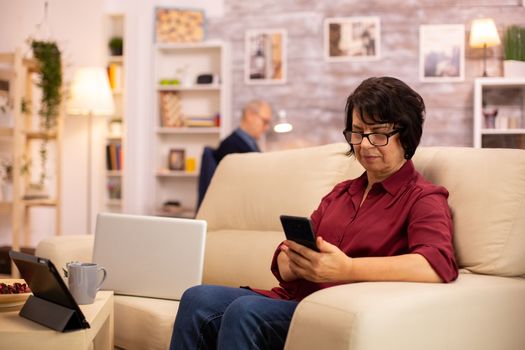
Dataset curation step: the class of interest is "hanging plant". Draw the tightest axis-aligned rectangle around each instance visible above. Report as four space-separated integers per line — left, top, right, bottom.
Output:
31 40 62 187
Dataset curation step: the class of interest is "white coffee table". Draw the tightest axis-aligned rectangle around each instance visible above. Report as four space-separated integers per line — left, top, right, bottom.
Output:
0 290 114 350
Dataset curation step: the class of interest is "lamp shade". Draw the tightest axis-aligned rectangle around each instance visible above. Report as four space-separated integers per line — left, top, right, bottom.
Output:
67 67 115 116
273 110 293 133
470 18 501 48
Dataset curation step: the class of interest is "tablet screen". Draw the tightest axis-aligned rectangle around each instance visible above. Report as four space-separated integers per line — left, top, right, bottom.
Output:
9 250 88 327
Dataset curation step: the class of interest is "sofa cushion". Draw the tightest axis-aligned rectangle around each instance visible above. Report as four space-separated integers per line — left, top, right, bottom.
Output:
412 147 525 277
114 295 179 350
200 144 525 278
35 234 94 282
203 229 284 289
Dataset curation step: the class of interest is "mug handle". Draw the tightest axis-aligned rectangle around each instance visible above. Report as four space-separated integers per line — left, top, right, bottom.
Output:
97 267 107 291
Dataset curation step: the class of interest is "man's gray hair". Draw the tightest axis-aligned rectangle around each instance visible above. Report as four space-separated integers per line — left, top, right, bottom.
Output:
242 100 269 119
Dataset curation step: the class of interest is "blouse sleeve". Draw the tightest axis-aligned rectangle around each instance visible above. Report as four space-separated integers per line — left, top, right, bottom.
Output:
407 187 458 282
270 180 350 283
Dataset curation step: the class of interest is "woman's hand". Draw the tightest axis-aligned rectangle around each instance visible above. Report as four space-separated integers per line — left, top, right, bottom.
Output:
280 237 353 283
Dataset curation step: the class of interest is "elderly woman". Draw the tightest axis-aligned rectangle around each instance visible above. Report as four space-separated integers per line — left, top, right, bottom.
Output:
170 77 458 350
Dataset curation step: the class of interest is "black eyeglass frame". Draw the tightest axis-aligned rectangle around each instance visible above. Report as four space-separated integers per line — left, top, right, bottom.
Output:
343 129 402 147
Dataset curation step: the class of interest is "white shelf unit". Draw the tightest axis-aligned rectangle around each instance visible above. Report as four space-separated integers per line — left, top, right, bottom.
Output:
103 13 125 212
152 41 230 218
474 78 525 149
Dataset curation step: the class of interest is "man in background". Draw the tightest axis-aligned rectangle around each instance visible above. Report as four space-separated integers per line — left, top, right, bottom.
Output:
197 100 272 208
214 99 273 163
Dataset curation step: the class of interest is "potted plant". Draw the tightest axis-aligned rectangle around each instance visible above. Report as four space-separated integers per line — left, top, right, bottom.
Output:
29 40 63 194
503 25 525 77
108 37 123 56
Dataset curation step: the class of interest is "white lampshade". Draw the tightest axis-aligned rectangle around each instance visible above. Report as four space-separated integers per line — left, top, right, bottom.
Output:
67 67 115 116
273 110 293 133
469 18 501 48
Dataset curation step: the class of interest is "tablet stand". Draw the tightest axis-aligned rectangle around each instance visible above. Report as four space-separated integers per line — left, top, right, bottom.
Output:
20 295 88 332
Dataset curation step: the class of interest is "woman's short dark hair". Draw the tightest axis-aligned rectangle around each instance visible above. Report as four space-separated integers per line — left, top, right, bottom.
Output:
345 76 425 159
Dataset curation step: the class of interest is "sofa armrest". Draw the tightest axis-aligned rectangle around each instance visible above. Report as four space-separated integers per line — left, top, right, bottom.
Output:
285 274 525 350
35 235 95 280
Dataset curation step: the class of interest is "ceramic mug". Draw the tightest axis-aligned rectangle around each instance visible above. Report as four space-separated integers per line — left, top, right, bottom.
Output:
65 262 107 305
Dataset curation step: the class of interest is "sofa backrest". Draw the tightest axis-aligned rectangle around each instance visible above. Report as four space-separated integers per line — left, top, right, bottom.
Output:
412 146 525 277
198 144 525 288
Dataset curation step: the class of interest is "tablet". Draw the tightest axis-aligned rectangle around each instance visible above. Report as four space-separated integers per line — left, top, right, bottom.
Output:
9 250 90 330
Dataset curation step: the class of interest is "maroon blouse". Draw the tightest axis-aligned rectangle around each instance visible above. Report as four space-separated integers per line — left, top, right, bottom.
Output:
254 160 458 301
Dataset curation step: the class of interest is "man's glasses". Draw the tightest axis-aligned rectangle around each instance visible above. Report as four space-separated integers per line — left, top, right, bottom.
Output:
256 114 271 126
343 129 401 147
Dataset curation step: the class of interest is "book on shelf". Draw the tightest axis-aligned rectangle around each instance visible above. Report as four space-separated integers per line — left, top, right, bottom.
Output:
106 143 123 170
183 114 219 127
107 63 123 91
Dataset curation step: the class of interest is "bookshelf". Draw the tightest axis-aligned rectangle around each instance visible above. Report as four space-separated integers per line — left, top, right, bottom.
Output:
103 13 125 212
0 48 62 265
473 78 525 149
152 41 231 218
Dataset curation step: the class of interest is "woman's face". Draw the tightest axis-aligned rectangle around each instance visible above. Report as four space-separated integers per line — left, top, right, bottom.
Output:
351 111 406 183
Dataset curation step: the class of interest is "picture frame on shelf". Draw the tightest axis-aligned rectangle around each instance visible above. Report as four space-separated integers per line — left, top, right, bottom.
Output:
324 16 381 62
168 149 185 171
245 29 287 85
419 24 465 82
107 177 122 200
155 7 205 43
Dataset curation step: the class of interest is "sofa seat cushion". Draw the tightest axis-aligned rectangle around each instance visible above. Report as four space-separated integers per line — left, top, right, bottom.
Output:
114 295 179 350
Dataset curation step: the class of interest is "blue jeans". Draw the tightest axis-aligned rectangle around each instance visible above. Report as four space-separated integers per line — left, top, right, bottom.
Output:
169 285 299 350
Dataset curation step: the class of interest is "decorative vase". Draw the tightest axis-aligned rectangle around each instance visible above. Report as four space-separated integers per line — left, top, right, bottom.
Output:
503 60 525 78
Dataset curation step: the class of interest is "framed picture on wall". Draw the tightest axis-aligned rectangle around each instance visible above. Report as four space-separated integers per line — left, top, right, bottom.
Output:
155 8 205 43
324 17 381 62
245 29 287 85
419 24 465 82
168 149 185 171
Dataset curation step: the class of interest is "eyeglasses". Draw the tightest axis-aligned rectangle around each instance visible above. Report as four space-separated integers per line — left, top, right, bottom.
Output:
343 129 401 147
256 114 271 127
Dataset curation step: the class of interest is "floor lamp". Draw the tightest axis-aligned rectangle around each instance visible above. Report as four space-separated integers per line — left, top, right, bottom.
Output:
67 67 115 235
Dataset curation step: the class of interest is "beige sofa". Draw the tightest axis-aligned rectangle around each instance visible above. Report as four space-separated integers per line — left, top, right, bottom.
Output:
36 143 525 350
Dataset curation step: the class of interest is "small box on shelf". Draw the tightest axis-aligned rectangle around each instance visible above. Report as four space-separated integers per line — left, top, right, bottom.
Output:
157 200 195 219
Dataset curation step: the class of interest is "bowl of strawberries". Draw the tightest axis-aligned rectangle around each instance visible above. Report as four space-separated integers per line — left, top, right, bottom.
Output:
0 279 31 308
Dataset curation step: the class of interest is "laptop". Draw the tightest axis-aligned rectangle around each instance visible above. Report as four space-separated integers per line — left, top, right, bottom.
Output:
92 213 206 300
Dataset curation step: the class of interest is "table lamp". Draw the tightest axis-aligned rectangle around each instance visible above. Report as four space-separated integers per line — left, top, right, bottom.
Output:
469 18 501 77
67 67 115 234
273 110 293 133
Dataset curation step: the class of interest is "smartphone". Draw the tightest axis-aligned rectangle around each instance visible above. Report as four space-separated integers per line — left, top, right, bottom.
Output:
279 215 319 252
